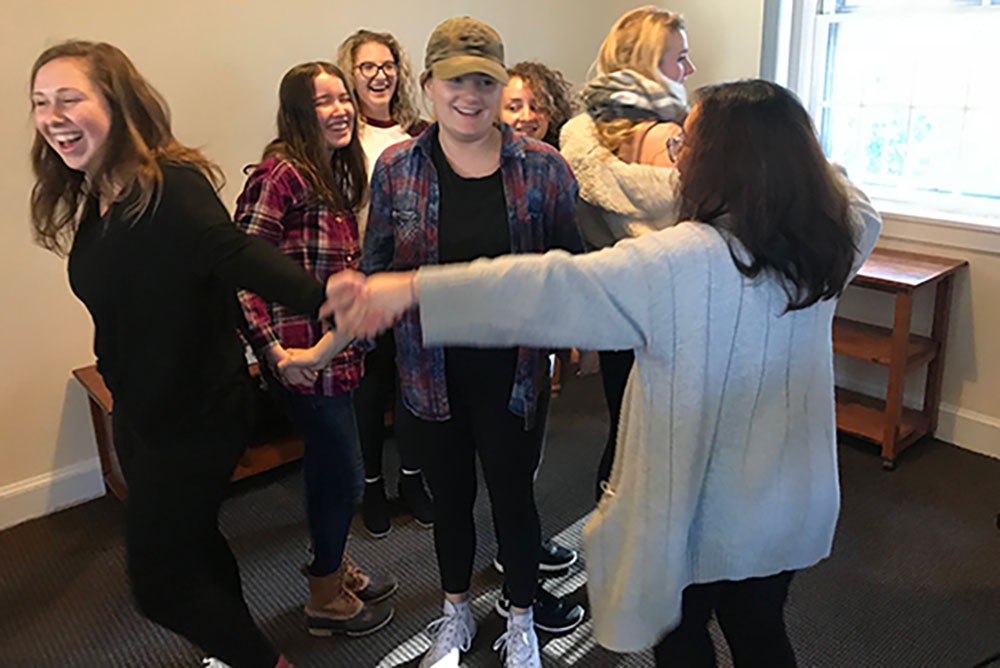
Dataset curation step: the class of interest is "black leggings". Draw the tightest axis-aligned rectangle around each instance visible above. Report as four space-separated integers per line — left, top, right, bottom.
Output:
396 355 548 608
653 571 797 668
596 349 635 500
113 385 278 668
354 331 421 478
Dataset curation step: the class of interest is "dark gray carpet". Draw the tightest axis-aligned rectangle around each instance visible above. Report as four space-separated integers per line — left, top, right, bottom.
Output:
1 373 998 668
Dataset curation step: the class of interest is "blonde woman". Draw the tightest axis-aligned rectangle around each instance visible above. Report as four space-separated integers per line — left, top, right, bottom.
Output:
337 29 433 537
559 5 695 500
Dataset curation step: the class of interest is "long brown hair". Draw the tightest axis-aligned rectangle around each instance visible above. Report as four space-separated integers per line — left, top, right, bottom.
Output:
337 29 422 131
677 80 856 312
507 61 574 147
29 40 222 255
261 62 368 212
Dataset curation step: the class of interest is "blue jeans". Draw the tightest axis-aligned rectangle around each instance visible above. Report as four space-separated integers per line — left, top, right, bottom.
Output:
282 391 364 576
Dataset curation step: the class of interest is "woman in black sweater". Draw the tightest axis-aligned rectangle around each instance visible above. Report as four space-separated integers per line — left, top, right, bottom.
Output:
29 40 321 668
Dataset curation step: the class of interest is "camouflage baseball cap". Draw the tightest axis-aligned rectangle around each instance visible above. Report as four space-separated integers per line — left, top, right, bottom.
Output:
424 16 508 84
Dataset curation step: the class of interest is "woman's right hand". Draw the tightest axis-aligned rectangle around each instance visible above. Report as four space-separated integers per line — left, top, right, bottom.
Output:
264 343 316 390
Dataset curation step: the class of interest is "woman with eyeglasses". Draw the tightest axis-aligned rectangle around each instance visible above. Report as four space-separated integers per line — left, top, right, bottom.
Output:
321 77 883 668
559 5 695 501
336 29 433 539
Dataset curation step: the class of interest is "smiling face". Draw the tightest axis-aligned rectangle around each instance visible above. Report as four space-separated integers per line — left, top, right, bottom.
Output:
500 76 549 141
352 41 397 119
31 56 112 176
657 29 695 83
313 71 355 150
425 73 502 143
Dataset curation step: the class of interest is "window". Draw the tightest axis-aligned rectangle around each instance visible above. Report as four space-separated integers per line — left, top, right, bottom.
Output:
769 0 1000 223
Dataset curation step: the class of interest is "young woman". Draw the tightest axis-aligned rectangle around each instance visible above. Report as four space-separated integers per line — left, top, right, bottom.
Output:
500 61 574 148
353 16 581 668
234 62 395 638
320 79 882 668
336 29 433 537
559 6 695 500
27 40 339 668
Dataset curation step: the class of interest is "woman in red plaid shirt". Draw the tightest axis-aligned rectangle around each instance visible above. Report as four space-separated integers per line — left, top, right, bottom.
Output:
234 61 395 639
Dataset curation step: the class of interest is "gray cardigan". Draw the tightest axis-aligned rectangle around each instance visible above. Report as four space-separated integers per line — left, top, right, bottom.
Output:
417 182 882 651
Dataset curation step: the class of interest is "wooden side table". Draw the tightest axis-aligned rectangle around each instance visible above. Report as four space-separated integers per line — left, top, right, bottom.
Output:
72 364 304 500
834 247 967 469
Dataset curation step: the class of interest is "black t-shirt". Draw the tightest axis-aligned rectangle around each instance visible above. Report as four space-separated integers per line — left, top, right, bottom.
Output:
68 164 324 438
431 135 518 398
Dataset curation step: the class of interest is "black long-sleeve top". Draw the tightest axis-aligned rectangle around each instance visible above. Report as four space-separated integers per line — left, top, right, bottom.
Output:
68 164 324 437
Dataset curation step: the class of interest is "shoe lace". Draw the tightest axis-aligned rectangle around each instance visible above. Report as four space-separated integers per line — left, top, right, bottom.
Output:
425 610 473 654
341 554 367 589
202 659 231 668
492 626 536 666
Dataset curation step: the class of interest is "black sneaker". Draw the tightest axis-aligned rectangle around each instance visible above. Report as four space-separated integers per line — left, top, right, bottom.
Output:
398 471 434 528
494 539 578 574
495 586 585 634
362 478 391 538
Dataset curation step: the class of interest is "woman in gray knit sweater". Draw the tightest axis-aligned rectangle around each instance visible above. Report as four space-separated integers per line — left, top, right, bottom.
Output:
308 79 882 667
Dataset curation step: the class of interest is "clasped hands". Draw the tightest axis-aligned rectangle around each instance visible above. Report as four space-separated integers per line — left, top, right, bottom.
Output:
318 269 417 339
272 269 417 383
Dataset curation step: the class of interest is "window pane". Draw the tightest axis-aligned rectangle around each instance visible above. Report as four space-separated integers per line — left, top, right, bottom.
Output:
836 0 981 12
819 9 1000 212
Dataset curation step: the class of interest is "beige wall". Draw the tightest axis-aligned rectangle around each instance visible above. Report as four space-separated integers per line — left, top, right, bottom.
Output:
0 0 643 528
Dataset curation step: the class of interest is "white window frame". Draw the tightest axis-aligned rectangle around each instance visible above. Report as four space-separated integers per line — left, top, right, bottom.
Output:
762 0 1000 245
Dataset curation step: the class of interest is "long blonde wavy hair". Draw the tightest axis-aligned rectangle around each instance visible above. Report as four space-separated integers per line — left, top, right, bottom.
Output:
29 40 222 255
337 29 422 131
593 6 687 154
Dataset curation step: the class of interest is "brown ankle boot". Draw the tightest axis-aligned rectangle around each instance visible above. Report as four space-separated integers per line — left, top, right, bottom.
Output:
305 564 395 637
342 554 399 604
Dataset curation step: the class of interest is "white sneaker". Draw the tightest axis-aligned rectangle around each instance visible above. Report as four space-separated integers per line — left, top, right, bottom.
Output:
419 599 477 668
493 609 542 668
202 659 232 668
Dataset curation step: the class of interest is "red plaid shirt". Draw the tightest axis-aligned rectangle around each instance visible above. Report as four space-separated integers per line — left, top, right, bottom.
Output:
235 156 363 396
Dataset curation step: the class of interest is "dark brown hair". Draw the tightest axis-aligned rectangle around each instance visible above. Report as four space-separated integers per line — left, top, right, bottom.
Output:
507 61 574 147
261 62 367 212
677 79 856 311
29 40 222 255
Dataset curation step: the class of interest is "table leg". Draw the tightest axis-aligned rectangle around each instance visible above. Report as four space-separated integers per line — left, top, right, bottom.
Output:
882 291 913 468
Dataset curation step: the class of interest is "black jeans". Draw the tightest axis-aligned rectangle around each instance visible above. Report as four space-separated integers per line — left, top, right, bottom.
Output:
396 351 548 608
354 331 421 478
653 571 797 668
596 349 635 500
113 383 278 668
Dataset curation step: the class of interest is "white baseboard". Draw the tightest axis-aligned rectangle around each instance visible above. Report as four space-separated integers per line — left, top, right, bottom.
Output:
0 457 106 531
936 403 1000 460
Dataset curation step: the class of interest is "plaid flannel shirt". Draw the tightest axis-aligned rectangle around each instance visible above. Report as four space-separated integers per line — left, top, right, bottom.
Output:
361 123 582 426
235 156 363 396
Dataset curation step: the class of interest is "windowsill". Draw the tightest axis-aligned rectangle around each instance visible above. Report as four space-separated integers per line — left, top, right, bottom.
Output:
876 201 1000 256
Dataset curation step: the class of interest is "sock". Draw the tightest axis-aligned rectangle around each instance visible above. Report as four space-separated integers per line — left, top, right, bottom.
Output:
509 607 533 629
365 475 382 484
444 598 469 615
401 468 422 476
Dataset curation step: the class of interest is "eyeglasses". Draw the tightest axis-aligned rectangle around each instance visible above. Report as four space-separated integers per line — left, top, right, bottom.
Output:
666 130 684 164
356 61 398 79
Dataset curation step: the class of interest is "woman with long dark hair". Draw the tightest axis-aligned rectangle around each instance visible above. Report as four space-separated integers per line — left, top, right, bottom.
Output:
319 79 883 668
234 61 395 638
28 40 341 668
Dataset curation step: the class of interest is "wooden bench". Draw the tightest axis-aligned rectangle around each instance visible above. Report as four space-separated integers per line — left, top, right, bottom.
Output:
834 247 967 469
72 364 304 500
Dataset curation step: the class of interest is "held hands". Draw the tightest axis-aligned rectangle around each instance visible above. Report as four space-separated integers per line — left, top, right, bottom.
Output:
264 343 317 391
318 269 417 340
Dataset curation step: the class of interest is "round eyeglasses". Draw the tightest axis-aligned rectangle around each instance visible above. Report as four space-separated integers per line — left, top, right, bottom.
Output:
666 130 684 164
356 61 398 79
